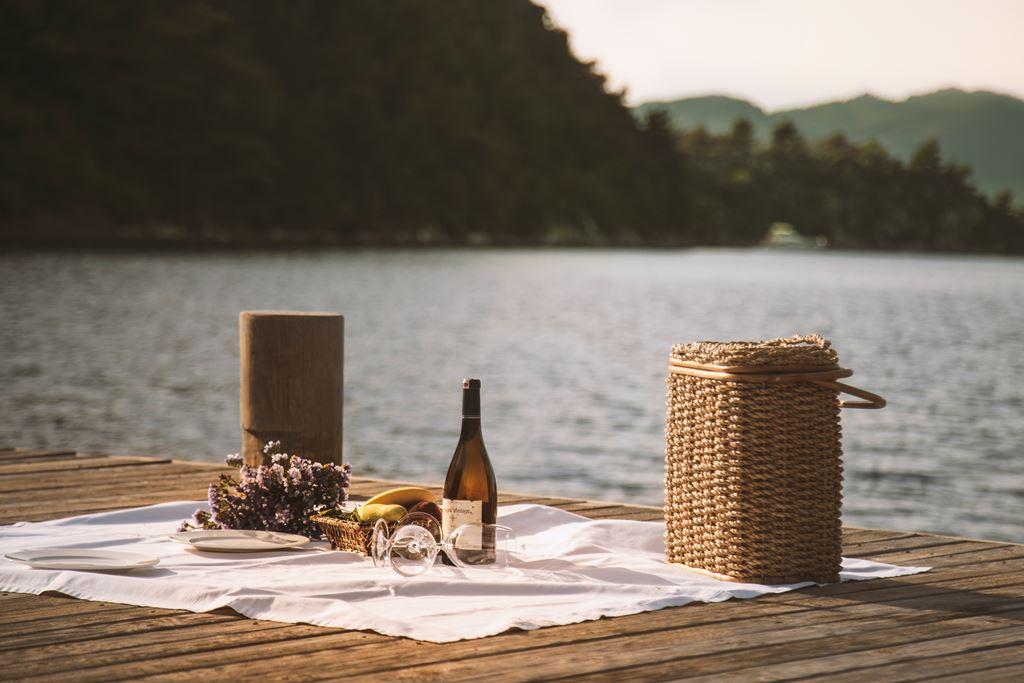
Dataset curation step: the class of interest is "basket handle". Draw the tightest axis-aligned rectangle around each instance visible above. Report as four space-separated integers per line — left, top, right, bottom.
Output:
817 380 886 409
668 359 886 410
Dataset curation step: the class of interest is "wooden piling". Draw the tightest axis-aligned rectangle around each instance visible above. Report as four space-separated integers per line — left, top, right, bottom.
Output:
239 311 343 465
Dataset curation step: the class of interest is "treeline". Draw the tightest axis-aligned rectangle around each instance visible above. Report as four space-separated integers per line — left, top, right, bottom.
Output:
0 0 685 246
673 115 1024 252
0 0 1021 252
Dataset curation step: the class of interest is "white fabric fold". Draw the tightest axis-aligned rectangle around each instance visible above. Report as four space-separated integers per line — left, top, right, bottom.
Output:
0 502 928 642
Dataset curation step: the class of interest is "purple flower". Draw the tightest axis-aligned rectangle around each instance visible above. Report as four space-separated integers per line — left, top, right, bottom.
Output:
225 453 243 467
179 440 351 538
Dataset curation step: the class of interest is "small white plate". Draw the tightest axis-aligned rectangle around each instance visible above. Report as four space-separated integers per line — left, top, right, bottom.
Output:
170 529 309 552
5 548 159 571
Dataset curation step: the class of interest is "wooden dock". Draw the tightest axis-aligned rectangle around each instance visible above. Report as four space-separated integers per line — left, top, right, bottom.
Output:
2 446 1024 681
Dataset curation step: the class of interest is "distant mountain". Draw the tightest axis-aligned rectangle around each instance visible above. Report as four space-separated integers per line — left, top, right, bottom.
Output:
635 89 1024 200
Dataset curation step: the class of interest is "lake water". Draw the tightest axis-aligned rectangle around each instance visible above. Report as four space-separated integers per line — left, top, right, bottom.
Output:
2 248 1023 542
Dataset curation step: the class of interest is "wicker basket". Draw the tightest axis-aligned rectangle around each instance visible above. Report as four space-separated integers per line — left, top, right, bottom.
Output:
310 514 374 555
311 512 442 556
665 334 885 584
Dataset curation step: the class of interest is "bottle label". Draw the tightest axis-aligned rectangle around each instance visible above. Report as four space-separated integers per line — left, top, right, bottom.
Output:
442 498 483 549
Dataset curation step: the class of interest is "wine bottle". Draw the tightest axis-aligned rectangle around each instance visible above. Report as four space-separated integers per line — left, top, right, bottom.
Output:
442 378 497 565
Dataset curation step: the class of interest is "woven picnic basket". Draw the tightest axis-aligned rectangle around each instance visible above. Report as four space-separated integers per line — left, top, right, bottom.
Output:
665 334 885 584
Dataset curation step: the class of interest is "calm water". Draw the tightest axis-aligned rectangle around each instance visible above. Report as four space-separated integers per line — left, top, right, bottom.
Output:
2 248 1023 541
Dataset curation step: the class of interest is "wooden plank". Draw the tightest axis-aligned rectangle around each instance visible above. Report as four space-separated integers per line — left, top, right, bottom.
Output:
767 572 1024 614
164 459 231 471
864 541 1016 567
0 469 235 502
0 449 77 460
930 661 1024 682
581 507 665 521
0 463 234 494
0 450 80 465
576 626 1024 682
843 532 919 549
9 624 382 681
0 456 172 477
497 495 580 506
842 528 914 543
4 612 298 656
118 586 1024 682
844 534 969 558
366 608 1024 682
788 561 1024 601
37 564 1024 681
791 633 1024 682
556 501 632 514
0 595 334 649
0 591 48 610
0 605 180 638
0 489 221 524
0 596 105 626
346 479 440 495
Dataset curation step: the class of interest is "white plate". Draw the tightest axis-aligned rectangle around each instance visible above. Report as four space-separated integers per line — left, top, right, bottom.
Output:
170 529 309 552
5 548 159 571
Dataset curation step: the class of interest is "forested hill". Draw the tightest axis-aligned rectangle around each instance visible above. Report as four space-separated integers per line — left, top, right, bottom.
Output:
1 1 1022 253
0 1 685 246
635 90 1024 201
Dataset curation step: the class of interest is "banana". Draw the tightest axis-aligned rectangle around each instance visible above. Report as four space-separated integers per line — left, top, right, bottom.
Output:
355 503 408 524
362 486 436 509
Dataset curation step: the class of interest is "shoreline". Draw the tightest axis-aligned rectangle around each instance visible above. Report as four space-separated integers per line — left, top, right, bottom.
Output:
2 242 1023 260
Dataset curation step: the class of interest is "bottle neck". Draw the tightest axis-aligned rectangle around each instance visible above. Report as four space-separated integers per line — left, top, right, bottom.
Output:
459 416 481 440
460 383 482 440
462 384 480 418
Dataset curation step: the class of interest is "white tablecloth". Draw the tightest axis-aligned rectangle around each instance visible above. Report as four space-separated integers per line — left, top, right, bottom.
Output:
0 502 928 642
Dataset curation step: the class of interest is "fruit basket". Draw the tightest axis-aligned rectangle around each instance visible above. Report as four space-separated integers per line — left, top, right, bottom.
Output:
310 514 374 555
312 487 442 556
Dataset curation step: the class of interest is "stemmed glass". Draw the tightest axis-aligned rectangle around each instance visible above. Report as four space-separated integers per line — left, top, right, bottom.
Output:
371 513 519 578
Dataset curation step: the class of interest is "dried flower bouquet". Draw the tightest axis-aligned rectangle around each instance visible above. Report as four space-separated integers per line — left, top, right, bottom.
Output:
179 441 351 538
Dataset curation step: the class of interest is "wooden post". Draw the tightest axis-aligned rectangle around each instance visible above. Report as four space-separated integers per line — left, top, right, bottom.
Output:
240 311 343 466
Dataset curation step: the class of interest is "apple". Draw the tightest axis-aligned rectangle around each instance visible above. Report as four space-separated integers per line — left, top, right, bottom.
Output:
408 500 442 523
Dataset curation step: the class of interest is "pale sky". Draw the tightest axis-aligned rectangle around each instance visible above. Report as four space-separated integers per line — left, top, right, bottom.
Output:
539 0 1024 110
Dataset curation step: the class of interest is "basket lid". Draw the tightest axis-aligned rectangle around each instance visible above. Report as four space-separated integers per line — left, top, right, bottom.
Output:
671 334 838 369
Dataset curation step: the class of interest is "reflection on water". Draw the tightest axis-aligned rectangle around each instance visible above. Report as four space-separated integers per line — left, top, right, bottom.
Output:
2 248 1023 541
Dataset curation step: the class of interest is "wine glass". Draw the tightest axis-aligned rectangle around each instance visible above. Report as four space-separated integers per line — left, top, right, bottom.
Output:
370 513 519 578
370 512 441 577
